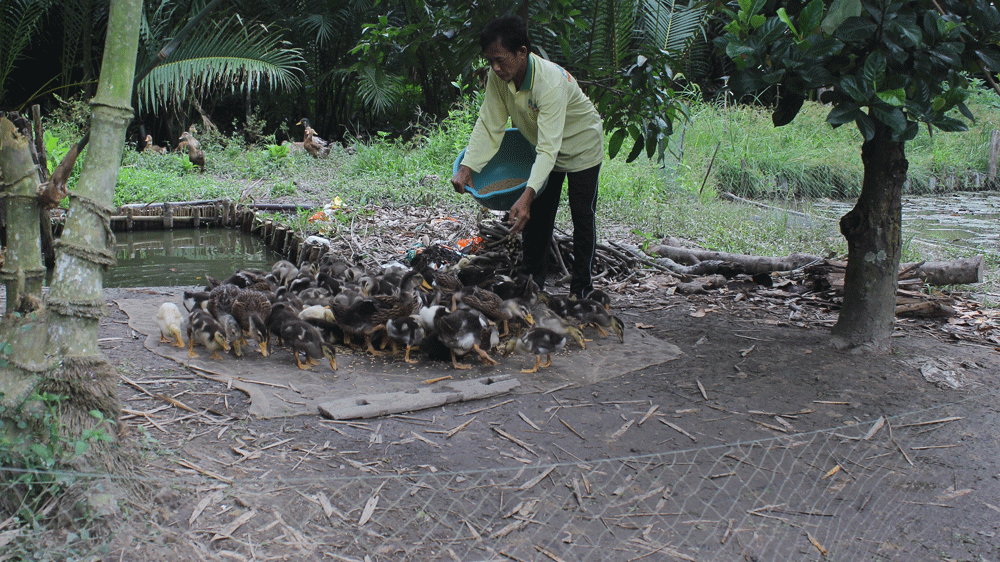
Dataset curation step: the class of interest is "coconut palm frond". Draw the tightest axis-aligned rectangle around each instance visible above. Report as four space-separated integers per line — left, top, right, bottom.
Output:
591 0 641 75
349 66 402 116
136 17 305 113
640 0 709 56
0 0 51 102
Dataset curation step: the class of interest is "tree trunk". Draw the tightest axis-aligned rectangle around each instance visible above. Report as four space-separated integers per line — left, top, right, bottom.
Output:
0 0 142 478
831 119 906 352
0 119 44 315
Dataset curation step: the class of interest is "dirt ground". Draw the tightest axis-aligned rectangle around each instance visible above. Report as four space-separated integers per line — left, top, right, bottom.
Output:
77 284 1000 562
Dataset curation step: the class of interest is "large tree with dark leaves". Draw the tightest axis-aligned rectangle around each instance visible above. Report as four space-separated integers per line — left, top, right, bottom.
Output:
714 0 1000 351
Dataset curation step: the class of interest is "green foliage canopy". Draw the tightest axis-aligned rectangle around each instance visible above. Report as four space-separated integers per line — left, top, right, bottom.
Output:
713 0 1000 140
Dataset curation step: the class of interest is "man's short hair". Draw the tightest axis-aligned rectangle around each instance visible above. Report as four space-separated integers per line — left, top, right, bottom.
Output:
480 15 532 54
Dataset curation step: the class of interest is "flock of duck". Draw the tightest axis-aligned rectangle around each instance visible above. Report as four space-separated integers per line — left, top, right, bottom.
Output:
154 249 625 374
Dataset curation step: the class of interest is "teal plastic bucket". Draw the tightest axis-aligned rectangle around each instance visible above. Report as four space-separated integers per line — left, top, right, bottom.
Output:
453 128 544 210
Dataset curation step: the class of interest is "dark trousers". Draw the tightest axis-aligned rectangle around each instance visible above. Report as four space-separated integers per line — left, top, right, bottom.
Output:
521 163 600 296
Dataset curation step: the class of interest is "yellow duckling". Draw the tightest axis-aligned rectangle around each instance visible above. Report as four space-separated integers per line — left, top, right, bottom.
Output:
155 302 185 348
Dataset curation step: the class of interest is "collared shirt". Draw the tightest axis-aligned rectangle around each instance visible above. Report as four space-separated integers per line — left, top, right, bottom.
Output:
461 53 604 195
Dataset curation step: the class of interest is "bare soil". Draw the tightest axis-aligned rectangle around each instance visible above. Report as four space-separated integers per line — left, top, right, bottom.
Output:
92 285 1000 562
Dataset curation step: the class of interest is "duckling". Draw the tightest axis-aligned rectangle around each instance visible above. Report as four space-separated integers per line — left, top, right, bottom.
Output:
385 316 425 363
316 271 342 295
182 290 211 312
267 301 301 345
174 125 197 153
231 290 272 356
298 286 331 306
273 286 304 310
586 288 612 311
222 269 269 289
415 303 448 333
216 311 244 357
208 283 241 315
299 304 343 342
143 135 167 154
564 298 625 343
452 286 532 337
279 319 337 370
435 309 498 370
272 260 299 287
359 269 427 354
179 131 205 173
330 298 380 350
155 302 185 348
533 304 587 349
508 327 567 373
187 309 230 359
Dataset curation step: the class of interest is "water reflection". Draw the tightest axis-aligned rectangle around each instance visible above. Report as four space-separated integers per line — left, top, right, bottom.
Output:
813 192 1000 253
103 229 284 288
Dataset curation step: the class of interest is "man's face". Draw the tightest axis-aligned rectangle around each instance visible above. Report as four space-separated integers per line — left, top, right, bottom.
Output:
484 39 526 83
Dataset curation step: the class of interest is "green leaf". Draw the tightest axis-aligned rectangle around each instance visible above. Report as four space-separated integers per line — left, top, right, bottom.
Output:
886 18 922 49
871 105 907 132
838 76 867 103
876 88 905 107
626 134 645 163
826 104 863 125
772 93 804 127
834 16 876 42
931 116 969 132
862 50 886 90
821 0 862 34
976 49 1000 72
855 113 876 141
957 102 975 124
799 0 826 35
609 128 627 159
777 8 798 37
899 121 920 142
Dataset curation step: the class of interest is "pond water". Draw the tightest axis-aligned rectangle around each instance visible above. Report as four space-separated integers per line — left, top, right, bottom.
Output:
102 228 284 288
811 192 1000 256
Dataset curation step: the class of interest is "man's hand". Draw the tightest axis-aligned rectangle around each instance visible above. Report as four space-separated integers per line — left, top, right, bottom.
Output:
450 165 474 194
507 187 535 235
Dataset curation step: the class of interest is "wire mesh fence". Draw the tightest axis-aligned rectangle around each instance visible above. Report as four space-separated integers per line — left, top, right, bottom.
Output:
0 396 989 562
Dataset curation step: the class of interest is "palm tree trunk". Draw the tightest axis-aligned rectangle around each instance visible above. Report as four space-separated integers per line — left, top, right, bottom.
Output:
831 118 906 351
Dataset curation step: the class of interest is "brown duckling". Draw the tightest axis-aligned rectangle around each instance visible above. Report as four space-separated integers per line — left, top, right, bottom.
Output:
178 131 205 173
435 309 498 370
564 298 625 343
508 327 567 373
385 316 425 363
452 285 532 337
143 135 167 154
231 289 272 356
187 309 230 359
533 304 587 349
280 319 337 370
174 125 197 152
